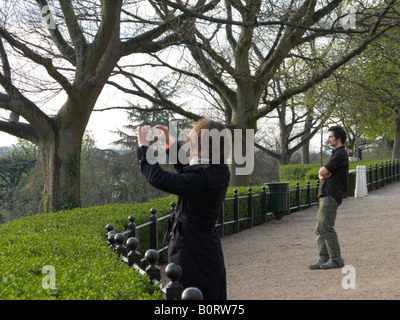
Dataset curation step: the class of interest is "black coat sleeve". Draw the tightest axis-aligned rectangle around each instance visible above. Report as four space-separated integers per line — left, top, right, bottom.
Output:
137 145 207 197
166 141 189 174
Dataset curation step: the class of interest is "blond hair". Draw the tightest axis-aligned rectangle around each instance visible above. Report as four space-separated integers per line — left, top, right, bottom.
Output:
186 118 231 163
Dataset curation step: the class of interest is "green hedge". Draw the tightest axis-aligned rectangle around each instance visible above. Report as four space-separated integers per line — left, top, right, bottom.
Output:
280 159 392 182
280 159 392 197
223 186 270 233
222 181 322 233
0 200 177 300
279 164 320 181
0 159 386 299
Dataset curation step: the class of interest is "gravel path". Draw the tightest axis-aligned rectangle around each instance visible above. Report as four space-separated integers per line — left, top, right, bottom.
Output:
221 182 400 300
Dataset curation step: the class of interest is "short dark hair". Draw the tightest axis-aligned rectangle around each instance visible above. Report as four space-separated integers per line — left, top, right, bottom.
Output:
329 125 347 144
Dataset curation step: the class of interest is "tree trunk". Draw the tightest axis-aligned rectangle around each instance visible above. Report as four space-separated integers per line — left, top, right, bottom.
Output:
41 124 85 212
39 96 95 212
279 149 292 165
302 141 310 164
302 110 313 164
277 102 293 165
229 84 259 186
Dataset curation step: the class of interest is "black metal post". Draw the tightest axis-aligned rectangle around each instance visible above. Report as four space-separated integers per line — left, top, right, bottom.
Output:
296 182 301 211
107 232 116 251
247 187 253 228
150 208 158 250
261 186 267 223
126 237 141 267
164 263 184 300
306 181 311 207
127 215 136 237
368 164 372 191
233 189 239 234
145 249 161 282
115 233 127 258
170 201 176 216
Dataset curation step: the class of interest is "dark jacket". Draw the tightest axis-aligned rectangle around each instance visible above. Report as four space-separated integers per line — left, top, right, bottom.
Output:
137 142 230 300
318 145 349 205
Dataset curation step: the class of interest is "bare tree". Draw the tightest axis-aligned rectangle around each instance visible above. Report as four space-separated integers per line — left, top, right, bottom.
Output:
254 54 335 165
100 0 400 185
0 0 215 211
192 0 400 184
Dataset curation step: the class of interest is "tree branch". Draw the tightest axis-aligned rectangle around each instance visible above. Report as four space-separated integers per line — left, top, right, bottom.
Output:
193 28 237 76
0 27 76 97
105 77 202 122
249 14 400 123
120 0 217 56
254 141 280 159
88 0 122 71
0 119 40 144
159 0 371 34
93 105 169 112
147 53 221 93
36 0 77 65
225 0 237 51
0 37 19 122
58 0 87 54
234 0 261 76
0 78 53 137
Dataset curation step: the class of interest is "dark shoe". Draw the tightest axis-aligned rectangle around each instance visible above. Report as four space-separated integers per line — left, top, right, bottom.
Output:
309 259 328 270
320 259 344 269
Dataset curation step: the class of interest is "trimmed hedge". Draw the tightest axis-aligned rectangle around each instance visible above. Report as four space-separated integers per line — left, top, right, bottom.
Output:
1 159 384 299
222 180 321 233
279 164 320 181
280 159 392 182
0 200 177 300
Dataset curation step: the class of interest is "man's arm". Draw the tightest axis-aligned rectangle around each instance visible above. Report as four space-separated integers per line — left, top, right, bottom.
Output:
319 166 332 180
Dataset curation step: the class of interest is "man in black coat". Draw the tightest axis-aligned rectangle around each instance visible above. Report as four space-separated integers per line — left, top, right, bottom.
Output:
137 119 230 299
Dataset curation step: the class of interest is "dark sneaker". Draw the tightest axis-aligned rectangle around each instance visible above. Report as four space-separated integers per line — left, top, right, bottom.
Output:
320 259 344 269
309 259 328 270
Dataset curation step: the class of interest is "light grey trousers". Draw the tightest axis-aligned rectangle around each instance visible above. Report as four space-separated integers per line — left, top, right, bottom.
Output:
315 196 342 262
